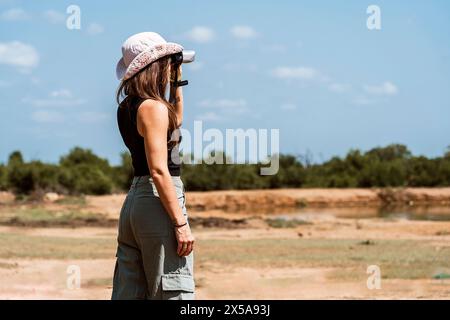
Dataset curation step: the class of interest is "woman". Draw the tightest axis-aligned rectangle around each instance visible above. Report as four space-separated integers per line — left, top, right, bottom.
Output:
112 32 195 300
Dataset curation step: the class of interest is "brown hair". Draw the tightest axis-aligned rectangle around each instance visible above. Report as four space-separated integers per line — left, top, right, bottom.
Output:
116 56 178 133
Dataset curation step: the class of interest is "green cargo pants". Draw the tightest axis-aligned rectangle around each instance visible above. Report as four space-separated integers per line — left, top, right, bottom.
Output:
111 175 195 300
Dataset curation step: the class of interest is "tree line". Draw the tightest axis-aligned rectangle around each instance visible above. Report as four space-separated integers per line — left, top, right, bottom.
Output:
1 143 449 196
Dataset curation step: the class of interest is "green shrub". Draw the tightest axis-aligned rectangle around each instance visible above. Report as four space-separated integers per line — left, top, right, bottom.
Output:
2 143 450 194
59 147 114 195
111 151 133 191
0 164 7 190
6 161 61 195
58 164 113 195
7 163 36 194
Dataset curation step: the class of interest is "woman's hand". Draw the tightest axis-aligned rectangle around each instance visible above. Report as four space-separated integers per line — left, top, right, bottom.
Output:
174 223 195 256
170 63 182 83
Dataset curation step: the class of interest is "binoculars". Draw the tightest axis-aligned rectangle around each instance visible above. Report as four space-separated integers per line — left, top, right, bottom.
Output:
171 50 195 65
171 50 195 87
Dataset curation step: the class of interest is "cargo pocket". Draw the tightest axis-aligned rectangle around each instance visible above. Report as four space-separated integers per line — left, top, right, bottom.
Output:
177 194 188 215
174 184 187 216
148 179 160 198
161 273 195 300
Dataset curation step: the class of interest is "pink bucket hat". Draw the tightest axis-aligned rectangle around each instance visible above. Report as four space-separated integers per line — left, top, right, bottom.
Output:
116 32 183 81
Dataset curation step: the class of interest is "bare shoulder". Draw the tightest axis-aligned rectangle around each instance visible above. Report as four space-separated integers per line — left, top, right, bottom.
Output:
138 99 167 117
136 99 168 135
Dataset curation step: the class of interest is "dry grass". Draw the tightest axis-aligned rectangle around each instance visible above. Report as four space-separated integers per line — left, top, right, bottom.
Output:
0 207 115 227
1 230 445 281
265 218 312 228
0 232 116 259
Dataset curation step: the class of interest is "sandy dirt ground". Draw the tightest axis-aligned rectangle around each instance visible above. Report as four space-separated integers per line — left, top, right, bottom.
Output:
0 189 449 300
78 187 450 216
2 258 448 300
0 219 449 299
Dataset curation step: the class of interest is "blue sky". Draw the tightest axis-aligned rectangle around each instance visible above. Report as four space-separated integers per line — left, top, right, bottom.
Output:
0 0 449 165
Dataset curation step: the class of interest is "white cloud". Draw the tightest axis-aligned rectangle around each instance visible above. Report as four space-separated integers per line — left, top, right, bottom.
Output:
32 110 64 123
186 61 204 72
186 26 215 43
272 66 318 80
87 23 104 35
22 89 85 107
222 62 257 73
23 98 86 107
261 44 287 54
199 98 247 109
77 111 110 123
364 81 398 96
30 77 41 85
197 98 248 121
0 79 11 87
0 41 39 68
329 83 352 93
1 8 29 21
230 25 258 39
353 96 375 106
31 109 108 124
196 112 220 121
280 103 297 110
50 89 72 98
43 10 65 24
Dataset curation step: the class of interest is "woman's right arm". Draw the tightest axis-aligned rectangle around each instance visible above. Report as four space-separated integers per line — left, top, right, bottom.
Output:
169 64 183 127
136 99 194 257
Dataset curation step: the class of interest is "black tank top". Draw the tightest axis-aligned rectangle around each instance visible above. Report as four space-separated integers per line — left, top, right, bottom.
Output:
117 96 181 176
